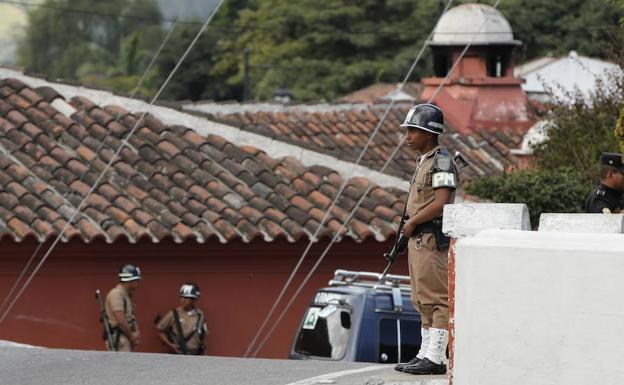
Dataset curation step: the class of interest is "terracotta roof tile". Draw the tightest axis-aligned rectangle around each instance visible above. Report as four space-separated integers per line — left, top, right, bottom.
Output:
213 218 237 240
0 77 412 244
8 217 30 239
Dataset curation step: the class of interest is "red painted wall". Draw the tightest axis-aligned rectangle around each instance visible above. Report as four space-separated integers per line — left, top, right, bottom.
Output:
0 238 405 358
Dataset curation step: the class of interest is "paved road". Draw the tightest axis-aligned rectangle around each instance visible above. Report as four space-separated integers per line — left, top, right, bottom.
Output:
0 346 444 385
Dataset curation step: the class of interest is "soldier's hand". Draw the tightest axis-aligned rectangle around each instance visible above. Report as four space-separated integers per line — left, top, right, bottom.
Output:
170 344 182 354
402 220 416 238
131 332 141 347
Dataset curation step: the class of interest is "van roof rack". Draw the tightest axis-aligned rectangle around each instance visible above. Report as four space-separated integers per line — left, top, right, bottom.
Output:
329 269 411 292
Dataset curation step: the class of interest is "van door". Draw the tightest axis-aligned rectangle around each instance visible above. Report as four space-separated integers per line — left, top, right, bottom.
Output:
378 318 421 363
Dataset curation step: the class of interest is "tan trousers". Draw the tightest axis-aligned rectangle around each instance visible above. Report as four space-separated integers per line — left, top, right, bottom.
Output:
408 233 449 329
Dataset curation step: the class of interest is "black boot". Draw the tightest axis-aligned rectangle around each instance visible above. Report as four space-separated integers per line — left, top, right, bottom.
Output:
402 358 447 375
393 356 421 372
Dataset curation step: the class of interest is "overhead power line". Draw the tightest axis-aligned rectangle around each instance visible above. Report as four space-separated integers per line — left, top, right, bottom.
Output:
0 0 226 325
247 0 506 359
0 8 184 317
241 0 457 359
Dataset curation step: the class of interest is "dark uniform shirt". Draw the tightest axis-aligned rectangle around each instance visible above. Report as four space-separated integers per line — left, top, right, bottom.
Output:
584 183 624 213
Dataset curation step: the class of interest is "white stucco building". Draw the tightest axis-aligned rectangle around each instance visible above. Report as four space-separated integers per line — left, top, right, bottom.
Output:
514 50 622 103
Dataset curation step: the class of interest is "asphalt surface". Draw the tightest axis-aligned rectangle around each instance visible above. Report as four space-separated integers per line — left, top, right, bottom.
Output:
0 346 444 385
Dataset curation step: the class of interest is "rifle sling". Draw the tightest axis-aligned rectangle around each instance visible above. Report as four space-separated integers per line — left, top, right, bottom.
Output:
172 309 188 354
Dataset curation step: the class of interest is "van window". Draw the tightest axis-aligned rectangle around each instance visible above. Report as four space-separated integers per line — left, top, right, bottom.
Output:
294 306 351 360
378 319 421 363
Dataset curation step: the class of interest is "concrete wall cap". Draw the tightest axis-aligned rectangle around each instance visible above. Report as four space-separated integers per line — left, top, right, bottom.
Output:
538 213 624 234
442 203 531 238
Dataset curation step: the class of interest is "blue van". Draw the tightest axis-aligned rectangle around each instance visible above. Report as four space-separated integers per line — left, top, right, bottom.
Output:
289 270 422 363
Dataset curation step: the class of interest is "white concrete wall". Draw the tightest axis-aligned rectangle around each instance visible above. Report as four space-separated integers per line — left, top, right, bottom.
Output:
539 213 624 233
443 203 531 238
454 229 624 385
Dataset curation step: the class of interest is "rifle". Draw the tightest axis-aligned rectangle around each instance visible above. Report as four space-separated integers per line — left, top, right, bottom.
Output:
172 309 189 355
95 289 115 351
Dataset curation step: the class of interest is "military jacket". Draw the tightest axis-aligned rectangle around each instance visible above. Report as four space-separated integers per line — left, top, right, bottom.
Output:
406 145 458 218
584 183 624 213
105 284 136 330
157 306 207 354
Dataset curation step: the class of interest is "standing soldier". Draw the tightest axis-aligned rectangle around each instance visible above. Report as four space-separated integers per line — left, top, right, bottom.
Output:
156 283 208 355
393 104 457 375
585 152 624 213
104 264 142 352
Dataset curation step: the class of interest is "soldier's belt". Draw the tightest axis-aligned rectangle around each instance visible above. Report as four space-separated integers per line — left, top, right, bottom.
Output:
411 220 441 235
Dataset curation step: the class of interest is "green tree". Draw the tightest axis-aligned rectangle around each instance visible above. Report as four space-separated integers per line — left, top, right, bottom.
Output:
16 0 624 101
502 0 622 62
148 0 259 101
466 168 591 227
206 0 622 102
18 0 163 95
211 0 443 101
467 69 624 224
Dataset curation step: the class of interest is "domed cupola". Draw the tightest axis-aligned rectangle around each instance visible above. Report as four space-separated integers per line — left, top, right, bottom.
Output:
420 3 534 135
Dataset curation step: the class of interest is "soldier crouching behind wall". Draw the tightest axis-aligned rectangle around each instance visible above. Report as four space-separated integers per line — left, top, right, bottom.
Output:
393 104 457 375
104 264 142 351
156 283 208 355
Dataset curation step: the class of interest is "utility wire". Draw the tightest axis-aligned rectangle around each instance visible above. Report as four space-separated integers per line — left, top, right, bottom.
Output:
242 0 456 358
249 0 503 358
0 6 184 317
1 4 183 307
0 0 226 325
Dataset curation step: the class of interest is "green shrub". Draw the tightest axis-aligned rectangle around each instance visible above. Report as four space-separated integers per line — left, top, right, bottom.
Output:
465 168 593 227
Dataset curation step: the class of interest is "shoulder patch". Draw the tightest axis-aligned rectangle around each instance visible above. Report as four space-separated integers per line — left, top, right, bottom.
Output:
437 156 451 171
433 150 453 172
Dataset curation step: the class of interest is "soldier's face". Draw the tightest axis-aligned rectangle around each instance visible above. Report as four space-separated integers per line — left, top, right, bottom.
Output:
613 170 624 191
405 128 432 151
180 297 196 310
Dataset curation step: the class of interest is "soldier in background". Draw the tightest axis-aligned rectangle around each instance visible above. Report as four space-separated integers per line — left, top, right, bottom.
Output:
104 264 142 352
156 283 208 355
585 152 624 213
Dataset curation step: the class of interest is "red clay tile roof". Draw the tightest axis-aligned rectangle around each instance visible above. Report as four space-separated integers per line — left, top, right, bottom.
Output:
0 78 410 244
186 102 524 181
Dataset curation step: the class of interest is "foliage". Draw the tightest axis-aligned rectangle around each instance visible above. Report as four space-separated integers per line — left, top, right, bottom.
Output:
532 72 624 180
211 0 445 101
467 66 624 223
209 0 623 101
16 0 624 101
502 0 623 62
465 168 592 227
136 0 258 101
18 0 163 96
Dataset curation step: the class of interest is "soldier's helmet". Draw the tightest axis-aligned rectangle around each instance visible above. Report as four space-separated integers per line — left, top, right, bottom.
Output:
118 264 142 282
179 283 201 299
400 103 445 135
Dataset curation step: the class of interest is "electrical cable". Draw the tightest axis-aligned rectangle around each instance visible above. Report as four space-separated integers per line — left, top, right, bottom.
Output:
0 6 184 318
249 0 503 358
242 0 456 358
0 0 226 325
